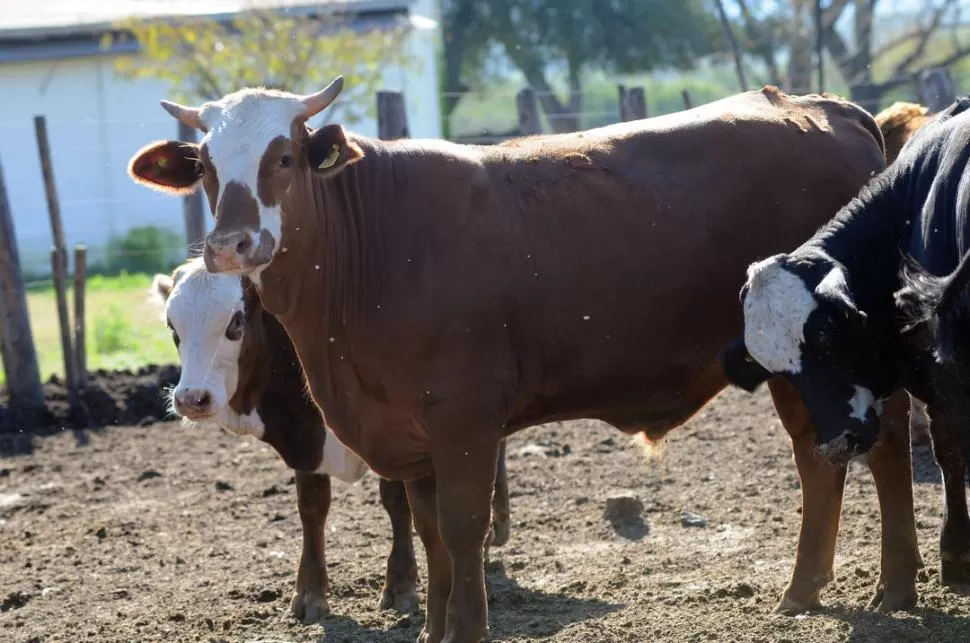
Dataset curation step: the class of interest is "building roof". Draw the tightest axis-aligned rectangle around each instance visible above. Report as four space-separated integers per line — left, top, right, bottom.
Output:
0 0 426 64
0 0 415 40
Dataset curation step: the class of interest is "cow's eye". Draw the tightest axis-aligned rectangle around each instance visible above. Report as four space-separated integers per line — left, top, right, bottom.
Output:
280 154 293 168
225 311 244 341
167 318 180 348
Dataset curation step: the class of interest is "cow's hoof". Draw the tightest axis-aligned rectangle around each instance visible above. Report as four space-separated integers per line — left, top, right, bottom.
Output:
773 592 821 615
442 626 490 643
940 552 970 585
491 518 510 548
379 584 420 613
868 583 917 612
291 589 329 624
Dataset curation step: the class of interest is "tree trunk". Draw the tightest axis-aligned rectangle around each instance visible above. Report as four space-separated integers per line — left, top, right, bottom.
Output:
852 0 874 85
787 0 813 93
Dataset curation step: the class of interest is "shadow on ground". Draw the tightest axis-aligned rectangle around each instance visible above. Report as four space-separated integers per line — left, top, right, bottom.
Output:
831 604 970 643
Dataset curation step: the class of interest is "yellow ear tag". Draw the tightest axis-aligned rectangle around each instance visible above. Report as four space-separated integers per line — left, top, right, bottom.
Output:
156 156 168 168
318 144 340 169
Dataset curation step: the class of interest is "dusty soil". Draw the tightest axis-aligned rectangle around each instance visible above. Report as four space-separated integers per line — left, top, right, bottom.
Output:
2 383 970 642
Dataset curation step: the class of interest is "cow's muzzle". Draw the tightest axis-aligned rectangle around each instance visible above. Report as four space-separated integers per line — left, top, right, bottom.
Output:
815 416 880 465
173 387 214 419
204 229 275 274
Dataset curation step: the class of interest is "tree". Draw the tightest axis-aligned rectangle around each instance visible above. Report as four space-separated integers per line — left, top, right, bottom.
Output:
101 7 420 125
442 0 720 132
732 0 970 111
822 0 969 110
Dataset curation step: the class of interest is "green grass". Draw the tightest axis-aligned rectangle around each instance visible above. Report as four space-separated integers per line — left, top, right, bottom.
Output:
8 272 178 385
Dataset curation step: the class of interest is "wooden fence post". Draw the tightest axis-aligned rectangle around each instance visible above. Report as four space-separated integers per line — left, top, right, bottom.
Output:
516 88 542 135
34 115 78 408
73 244 87 386
918 68 957 113
377 91 410 140
0 154 44 409
619 85 648 121
682 90 693 110
179 122 206 257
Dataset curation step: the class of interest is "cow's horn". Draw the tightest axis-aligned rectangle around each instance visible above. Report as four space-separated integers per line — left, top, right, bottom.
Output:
160 100 205 132
300 76 344 119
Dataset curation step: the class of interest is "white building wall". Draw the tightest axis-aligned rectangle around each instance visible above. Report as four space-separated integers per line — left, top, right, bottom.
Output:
0 20 441 278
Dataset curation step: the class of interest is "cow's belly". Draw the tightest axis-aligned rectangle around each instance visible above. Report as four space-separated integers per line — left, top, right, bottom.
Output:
508 355 727 440
315 428 370 483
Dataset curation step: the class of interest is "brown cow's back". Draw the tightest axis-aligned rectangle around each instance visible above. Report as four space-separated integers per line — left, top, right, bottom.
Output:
265 87 885 479
874 101 933 164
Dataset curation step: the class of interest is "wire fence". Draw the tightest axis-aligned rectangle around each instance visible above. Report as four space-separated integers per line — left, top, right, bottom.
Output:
0 74 952 289
0 84 666 286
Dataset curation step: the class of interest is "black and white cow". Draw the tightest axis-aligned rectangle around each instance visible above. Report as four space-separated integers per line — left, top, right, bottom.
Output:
721 97 970 584
153 258 511 621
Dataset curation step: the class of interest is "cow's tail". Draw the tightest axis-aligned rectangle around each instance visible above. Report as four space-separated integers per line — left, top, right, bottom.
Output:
629 432 665 463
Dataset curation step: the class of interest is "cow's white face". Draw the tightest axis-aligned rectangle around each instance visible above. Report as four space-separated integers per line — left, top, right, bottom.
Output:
742 255 818 374
127 76 364 279
194 91 310 273
723 253 889 463
152 259 255 435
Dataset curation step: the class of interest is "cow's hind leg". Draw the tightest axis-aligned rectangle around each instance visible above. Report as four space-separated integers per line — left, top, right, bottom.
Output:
927 408 970 584
864 390 921 611
406 472 451 643
768 379 847 614
490 439 510 548
378 478 421 613
291 471 332 623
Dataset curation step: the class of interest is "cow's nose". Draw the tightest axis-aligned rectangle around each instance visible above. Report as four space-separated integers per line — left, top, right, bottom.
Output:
174 388 213 418
204 231 252 273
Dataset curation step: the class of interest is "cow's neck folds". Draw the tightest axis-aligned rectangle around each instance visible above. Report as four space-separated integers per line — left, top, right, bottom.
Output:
803 173 910 318
252 137 387 427
261 142 377 327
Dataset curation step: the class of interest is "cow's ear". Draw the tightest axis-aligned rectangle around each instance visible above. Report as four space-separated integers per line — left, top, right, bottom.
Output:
815 265 868 324
894 254 952 332
720 335 773 393
151 273 174 303
128 140 202 195
306 124 364 177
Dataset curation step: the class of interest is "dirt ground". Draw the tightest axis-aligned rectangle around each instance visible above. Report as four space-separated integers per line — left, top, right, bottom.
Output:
2 383 970 643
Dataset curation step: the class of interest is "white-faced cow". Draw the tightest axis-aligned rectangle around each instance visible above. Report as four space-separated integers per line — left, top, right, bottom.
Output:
152 257 510 622
129 79 904 640
723 97 970 585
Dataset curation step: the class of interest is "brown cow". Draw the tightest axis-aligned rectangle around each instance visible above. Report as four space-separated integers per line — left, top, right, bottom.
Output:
151 257 510 622
875 101 934 165
128 81 914 641
874 101 936 446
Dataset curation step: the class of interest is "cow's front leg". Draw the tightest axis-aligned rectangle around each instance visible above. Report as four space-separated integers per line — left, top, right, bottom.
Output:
768 378 847 613
864 390 921 611
291 471 332 623
927 407 970 584
378 478 421 613
406 472 450 643
431 434 500 643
